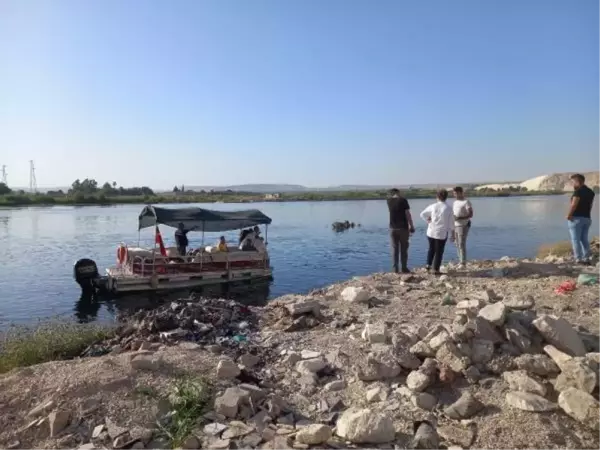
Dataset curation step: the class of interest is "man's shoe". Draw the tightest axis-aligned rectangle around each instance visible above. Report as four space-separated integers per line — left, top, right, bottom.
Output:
401 268 411 274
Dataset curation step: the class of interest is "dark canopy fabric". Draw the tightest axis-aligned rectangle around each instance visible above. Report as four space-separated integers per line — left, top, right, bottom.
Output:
138 205 272 232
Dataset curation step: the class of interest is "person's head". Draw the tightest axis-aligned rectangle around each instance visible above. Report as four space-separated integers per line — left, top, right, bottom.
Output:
453 186 464 200
219 236 226 243
253 226 260 235
178 222 185 231
436 189 448 202
389 188 400 197
570 173 585 189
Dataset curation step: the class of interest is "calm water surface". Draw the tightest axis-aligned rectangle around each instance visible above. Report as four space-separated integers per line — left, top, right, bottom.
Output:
0 196 597 325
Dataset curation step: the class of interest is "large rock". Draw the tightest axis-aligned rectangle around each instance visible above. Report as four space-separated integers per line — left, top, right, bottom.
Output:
130 354 161 371
411 392 437 411
502 371 547 396
214 387 250 418
532 315 586 356
503 295 534 310
395 349 422 370
411 421 439 449
543 345 572 370
410 341 435 358
336 408 395 444
285 300 321 316
469 317 503 344
478 302 507 326
356 347 401 381
470 339 494 365
294 424 333 445
406 371 432 392
48 410 70 437
514 354 560 376
554 359 597 394
341 287 370 304
444 393 484 420
428 329 452 351
436 342 470 372
296 358 327 374
505 391 557 412
216 359 241 379
558 388 600 431
362 322 388 344
504 316 534 353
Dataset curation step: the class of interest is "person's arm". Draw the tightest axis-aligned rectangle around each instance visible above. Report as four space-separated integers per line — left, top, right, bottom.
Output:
466 200 473 219
406 210 415 233
419 205 432 222
567 194 579 220
447 208 456 241
404 199 415 232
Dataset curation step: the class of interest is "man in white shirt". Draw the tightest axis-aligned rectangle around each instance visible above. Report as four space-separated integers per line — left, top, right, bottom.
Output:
419 189 455 275
452 186 473 268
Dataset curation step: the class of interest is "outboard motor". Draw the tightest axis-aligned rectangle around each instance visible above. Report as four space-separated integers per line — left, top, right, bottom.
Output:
74 258 100 291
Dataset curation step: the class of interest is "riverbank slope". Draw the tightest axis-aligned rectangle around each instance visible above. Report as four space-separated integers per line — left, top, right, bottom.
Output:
1 258 599 449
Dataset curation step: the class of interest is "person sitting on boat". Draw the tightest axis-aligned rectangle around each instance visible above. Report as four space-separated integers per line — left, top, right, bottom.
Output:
239 228 252 245
217 236 228 252
240 235 255 251
175 222 189 256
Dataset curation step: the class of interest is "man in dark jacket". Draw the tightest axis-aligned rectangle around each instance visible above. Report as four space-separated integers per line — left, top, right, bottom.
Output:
175 222 189 256
387 188 415 273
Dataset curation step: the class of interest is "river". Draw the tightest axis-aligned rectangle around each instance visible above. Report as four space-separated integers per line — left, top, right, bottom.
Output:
0 195 597 326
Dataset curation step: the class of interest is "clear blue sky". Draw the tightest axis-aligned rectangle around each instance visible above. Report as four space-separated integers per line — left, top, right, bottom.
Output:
0 0 598 189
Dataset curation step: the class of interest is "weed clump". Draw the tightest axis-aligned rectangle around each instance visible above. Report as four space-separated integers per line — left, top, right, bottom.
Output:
158 377 212 448
0 320 113 374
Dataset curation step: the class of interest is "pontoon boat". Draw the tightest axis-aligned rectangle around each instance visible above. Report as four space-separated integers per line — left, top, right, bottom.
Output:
73 205 273 294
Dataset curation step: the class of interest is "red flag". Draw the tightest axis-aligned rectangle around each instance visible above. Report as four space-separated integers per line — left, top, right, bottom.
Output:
155 226 167 257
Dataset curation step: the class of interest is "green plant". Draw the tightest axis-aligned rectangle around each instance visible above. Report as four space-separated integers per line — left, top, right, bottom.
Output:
0 320 113 374
158 377 212 448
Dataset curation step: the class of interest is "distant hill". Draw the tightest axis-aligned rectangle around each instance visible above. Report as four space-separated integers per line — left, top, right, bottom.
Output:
181 182 482 193
475 171 600 192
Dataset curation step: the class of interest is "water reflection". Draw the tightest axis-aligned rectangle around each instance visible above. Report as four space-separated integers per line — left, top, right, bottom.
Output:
73 280 272 322
74 293 102 323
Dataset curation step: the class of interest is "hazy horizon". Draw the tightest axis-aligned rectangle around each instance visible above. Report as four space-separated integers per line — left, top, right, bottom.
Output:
1 0 598 188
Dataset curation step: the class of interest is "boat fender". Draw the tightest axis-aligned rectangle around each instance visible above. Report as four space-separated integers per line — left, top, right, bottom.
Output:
74 258 99 290
117 243 128 265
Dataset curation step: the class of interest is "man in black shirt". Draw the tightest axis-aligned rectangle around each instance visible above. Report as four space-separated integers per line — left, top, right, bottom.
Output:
387 188 415 273
175 222 189 256
566 173 595 264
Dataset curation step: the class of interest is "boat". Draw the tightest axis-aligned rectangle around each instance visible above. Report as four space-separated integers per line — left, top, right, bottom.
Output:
73 205 273 294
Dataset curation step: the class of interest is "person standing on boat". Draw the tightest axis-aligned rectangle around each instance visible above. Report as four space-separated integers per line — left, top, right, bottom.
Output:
567 173 595 264
175 222 189 256
387 188 415 273
420 189 455 275
452 186 473 268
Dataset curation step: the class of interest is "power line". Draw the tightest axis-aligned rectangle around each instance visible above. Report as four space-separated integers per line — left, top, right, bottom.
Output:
29 160 37 193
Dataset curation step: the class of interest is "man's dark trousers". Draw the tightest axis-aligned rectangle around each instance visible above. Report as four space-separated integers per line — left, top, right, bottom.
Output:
390 228 409 272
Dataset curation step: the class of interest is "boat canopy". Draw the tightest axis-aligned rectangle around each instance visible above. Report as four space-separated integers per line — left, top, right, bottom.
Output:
138 205 272 232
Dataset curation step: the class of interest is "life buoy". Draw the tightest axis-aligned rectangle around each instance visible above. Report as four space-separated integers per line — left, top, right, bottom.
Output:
117 244 128 265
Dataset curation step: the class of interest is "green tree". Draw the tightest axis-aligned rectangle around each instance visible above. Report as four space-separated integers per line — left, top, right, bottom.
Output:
0 183 12 195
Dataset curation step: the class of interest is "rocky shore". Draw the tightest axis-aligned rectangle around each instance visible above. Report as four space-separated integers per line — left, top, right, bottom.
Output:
1 257 599 450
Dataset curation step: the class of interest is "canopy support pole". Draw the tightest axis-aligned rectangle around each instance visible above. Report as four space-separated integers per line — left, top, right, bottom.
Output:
152 225 158 275
137 230 140 247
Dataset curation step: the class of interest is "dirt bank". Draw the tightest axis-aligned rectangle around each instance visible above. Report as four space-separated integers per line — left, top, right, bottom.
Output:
0 257 598 449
